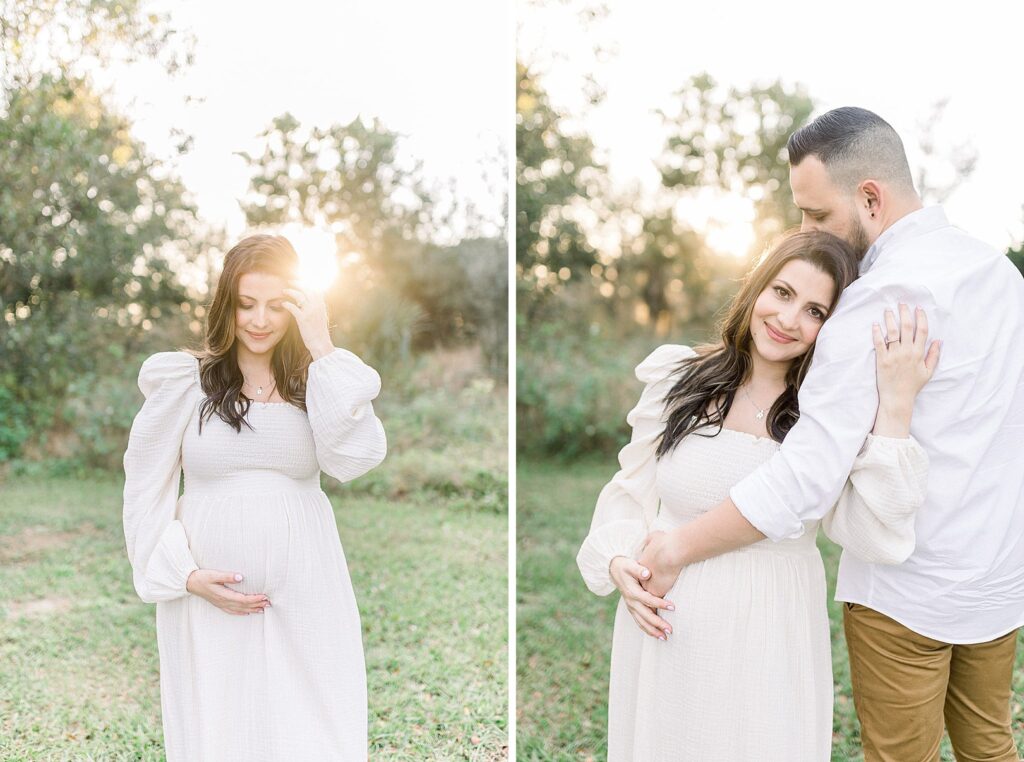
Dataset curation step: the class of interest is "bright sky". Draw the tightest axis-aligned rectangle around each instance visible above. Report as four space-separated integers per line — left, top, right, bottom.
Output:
518 0 1024 255
102 0 509 241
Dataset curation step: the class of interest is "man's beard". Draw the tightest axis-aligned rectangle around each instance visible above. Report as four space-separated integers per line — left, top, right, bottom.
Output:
846 215 872 261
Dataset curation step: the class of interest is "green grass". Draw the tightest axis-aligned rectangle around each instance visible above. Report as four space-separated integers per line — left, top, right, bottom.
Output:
0 473 508 761
516 458 1024 762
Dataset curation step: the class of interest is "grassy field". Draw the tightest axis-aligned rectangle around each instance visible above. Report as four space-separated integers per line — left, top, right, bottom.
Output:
0 470 507 761
517 459 1024 762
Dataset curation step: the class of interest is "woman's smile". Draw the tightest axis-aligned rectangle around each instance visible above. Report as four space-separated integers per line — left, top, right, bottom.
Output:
764 322 797 344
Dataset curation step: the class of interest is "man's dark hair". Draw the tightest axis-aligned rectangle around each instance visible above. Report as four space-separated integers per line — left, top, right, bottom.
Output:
786 107 916 195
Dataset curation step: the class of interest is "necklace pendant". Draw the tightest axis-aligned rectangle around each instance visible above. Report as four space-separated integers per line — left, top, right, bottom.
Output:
256 385 263 395
755 410 765 420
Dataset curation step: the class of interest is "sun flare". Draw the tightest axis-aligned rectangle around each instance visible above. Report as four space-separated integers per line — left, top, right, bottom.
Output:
281 225 340 292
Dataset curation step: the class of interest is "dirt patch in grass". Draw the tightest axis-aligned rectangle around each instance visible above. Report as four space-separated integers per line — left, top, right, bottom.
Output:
0 523 99 563
4 596 75 619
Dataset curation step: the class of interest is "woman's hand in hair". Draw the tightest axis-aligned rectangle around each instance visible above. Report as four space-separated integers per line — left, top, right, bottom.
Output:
609 555 674 640
186 569 271 616
871 304 941 438
281 281 334 360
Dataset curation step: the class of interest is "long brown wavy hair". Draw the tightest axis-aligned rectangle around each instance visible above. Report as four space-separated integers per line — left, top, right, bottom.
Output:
655 230 858 457
194 235 313 433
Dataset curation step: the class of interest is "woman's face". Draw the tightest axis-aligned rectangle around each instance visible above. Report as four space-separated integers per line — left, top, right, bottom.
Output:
748 259 836 365
234 271 291 356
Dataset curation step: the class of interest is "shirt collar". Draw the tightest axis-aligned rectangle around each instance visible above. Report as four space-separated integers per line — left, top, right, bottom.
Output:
859 205 949 275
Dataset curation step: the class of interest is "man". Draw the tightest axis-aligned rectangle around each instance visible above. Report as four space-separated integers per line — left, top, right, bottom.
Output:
640 107 1024 761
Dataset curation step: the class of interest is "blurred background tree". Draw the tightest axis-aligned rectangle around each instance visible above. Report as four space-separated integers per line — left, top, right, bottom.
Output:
516 61 605 322
236 113 508 374
657 73 814 250
0 0 202 463
1008 236 1024 278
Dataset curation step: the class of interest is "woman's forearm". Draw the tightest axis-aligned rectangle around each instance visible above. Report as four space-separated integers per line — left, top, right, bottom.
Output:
872 400 914 438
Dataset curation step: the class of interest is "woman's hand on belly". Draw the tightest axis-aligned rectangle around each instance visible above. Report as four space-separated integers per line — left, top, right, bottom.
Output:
186 569 272 615
609 556 674 640
637 530 684 599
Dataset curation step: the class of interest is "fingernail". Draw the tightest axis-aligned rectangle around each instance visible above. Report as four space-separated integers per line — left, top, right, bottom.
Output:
234 574 243 582
666 603 675 611
640 568 650 578
659 634 666 641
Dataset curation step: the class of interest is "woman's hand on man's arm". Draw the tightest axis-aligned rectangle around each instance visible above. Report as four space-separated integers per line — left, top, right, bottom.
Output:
871 304 941 438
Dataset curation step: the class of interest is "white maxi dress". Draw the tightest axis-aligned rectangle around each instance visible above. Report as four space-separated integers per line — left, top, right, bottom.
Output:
122 348 386 762
576 344 928 762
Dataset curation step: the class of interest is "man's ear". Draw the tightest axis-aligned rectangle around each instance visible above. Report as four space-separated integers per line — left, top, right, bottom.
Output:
859 180 883 217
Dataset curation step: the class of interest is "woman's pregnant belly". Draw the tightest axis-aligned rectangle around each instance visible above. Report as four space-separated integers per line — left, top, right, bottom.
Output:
648 513 828 633
178 487 330 598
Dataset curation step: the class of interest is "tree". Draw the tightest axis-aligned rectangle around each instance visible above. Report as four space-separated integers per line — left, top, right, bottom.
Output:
516 61 605 306
0 0 193 91
657 73 815 252
0 0 200 461
1008 242 1024 279
914 98 978 205
238 113 431 269
238 113 508 373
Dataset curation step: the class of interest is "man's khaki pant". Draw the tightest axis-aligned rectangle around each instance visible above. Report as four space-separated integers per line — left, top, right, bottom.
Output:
843 602 1020 762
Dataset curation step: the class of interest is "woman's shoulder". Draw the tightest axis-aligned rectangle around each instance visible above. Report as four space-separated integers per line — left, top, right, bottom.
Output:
634 344 697 385
138 351 200 398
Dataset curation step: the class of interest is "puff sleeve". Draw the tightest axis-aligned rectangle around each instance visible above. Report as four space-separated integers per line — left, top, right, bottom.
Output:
576 344 695 595
305 347 387 484
122 351 201 603
821 433 929 564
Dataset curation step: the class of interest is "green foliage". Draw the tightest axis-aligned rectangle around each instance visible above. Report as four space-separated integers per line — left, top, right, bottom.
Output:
0 385 30 461
517 318 705 459
657 72 815 249
1008 242 1024 278
0 74 197 311
238 113 430 260
59 350 142 468
516 61 605 308
428 237 508 375
0 0 193 86
515 65 805 344
335 348 508 512
0 0 200 461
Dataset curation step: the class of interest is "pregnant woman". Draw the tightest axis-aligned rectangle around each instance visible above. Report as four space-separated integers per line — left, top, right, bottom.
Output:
577 230 939 761
122 234 386 761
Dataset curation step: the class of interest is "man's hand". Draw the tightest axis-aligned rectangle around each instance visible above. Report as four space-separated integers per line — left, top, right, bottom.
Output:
637 529 685 599
609 556 674 640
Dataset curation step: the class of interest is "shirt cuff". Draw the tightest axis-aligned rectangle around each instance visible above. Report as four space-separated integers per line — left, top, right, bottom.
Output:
730 479 807 542
143 520 200 599
576 520 647 596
